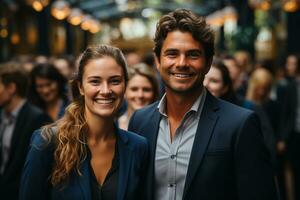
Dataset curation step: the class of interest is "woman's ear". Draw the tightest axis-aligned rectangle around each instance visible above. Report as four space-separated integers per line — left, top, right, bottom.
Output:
78 82 84 96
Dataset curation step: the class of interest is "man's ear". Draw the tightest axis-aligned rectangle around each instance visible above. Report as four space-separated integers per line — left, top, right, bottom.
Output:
154 55 161 71
205 57 213 74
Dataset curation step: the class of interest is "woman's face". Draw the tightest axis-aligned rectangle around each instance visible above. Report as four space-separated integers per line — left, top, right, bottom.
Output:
253 82 271 102
35 77 59 103
286 55 298 77
79 57 126 119
125 74 154 111
203 67 227 97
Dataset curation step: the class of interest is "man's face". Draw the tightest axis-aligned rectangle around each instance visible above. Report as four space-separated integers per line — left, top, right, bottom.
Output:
155 30 210 95
0 80 14 107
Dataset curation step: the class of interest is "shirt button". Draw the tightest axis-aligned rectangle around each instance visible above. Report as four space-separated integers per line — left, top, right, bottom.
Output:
170 155 176 159
168 183 175 187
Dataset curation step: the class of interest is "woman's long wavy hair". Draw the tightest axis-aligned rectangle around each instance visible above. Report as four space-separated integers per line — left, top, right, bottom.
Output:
41 44 128 186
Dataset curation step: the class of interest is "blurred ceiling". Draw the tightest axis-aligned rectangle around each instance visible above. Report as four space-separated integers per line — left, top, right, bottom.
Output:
3 0 229 21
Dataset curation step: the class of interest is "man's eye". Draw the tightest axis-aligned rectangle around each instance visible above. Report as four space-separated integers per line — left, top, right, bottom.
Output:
164 51 178 58
111 79 121 85
188 52 201 58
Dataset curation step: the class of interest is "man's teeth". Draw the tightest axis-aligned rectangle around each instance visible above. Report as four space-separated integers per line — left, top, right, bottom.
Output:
173 73 191 78
95 99 114 104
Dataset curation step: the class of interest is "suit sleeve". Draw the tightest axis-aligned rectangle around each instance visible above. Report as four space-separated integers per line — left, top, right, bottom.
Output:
234 113 279 200
128 111 138 133
136 137 149 199
19 130 54 200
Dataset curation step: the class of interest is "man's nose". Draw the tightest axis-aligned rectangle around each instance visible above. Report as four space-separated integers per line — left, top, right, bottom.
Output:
178 54 187 67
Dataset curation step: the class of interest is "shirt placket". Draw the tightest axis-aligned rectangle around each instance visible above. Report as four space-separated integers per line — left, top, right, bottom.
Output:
167 118 186 200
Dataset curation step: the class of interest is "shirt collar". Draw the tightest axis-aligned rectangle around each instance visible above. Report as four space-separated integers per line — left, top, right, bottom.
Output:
157 88 206 117
1 99 26 121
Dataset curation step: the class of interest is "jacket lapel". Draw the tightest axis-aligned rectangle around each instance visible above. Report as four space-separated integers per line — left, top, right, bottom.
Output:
182 93 219 199
78 158 92 200
145 108 161 199
117 129 132 200
5 103 28 168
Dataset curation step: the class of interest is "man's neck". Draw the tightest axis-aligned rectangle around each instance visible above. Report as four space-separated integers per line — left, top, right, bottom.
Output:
165 87 203 121
4 96 24 114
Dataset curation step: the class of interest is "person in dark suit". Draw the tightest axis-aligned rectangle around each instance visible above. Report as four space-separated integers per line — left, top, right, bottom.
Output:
276 53 300 200
0 62 52 200
20 44 148 200
128 9 278 200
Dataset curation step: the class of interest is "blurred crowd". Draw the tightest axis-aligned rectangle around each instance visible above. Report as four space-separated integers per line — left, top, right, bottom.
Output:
1 49 300 200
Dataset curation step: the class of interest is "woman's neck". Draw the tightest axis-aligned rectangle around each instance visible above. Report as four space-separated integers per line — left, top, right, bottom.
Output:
46 98 62 121
86 116 115 144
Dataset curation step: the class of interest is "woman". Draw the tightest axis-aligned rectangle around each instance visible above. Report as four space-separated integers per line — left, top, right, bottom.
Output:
203 60 238 103
20 45 148 200
118 63 159 130
204 60 276 161
28 63 69 121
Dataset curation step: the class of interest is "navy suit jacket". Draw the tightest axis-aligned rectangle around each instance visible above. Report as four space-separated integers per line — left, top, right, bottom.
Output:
0 102 52 200
19 127 148 200
128 92 278 200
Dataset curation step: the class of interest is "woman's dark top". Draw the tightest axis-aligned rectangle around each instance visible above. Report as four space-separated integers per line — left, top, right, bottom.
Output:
88 143 119 200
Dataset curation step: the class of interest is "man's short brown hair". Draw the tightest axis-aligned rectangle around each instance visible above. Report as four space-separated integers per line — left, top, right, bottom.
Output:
0 62 29 97
154 8 215 62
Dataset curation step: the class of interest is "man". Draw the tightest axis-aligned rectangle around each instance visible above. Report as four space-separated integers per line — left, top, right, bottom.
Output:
128 9 278 200
0 62 52 200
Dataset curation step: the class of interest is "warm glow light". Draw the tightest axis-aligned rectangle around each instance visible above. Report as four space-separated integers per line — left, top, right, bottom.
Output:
27 0 49 12
0 29 8 38
283 0 299 12
68 8 83 26
89 20 101 34
51 0 70 20
260 1 271 10
223 6 238 21
248 0 271 10
11 33 20 44
206 10 224 27
32 1 43 12
81 15 93 31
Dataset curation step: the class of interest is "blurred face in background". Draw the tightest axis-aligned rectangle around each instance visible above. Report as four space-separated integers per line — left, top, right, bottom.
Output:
286 55 298 77
35 77 60 103
253 81 272 102
125 74 155 111
0 80 12 107
203 66 227 97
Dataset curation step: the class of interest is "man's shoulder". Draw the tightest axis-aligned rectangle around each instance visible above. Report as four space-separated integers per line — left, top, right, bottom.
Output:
212 96 254 121
118 128 148 149
19 102 52 125
134 101 159 117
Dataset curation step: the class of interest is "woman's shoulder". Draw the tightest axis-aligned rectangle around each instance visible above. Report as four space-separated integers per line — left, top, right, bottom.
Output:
31 126 57 150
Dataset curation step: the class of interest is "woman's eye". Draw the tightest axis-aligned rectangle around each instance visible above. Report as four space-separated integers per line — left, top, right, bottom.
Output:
89 80 99 85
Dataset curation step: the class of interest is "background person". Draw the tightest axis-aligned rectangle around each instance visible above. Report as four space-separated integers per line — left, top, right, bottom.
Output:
0 62 51 200
28 63 69 121
118 63 159 130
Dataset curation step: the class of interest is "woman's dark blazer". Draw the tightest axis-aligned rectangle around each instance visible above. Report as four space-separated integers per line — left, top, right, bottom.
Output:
19 127 148 200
